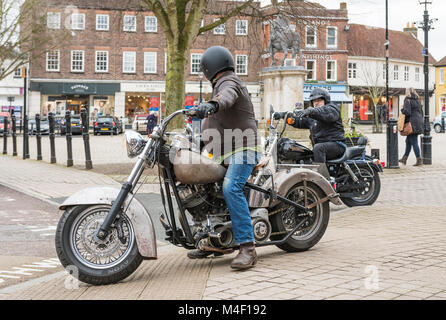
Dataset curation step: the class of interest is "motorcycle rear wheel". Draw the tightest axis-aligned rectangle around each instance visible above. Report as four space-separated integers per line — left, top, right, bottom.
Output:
270 182 330 252
340 167 381 207
55 205 143 285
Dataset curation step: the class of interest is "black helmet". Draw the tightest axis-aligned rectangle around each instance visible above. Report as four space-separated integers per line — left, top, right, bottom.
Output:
200 46 235 81
309 88 331 105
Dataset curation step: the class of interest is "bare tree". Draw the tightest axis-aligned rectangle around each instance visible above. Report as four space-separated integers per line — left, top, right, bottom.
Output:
0 0 70 80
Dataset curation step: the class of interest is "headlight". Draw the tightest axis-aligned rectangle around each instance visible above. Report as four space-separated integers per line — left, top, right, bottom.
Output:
125 130 146 158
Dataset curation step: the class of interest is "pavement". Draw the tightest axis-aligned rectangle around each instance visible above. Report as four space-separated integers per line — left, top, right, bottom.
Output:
1 131 446 300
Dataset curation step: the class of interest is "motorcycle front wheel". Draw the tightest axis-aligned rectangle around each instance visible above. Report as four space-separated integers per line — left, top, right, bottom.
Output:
270 182 330 252
55 205 143 285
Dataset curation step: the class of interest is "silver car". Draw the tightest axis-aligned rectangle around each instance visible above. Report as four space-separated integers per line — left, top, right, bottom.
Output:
433 111 446 133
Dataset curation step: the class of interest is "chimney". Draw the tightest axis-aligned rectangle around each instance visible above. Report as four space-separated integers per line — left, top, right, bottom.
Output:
403 22 418 39
340 2 347 10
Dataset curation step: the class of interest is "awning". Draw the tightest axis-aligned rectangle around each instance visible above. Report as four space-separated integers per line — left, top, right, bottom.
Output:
304 92 352 104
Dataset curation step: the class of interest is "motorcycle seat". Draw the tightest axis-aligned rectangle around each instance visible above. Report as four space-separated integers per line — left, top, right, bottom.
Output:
326 146 366 164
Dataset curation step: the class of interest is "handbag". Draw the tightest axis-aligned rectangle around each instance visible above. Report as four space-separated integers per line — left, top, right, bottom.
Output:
398 113 405 131
400 121 413 136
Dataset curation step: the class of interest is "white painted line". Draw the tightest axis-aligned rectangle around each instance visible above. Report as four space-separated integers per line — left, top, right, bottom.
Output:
0 271 66 295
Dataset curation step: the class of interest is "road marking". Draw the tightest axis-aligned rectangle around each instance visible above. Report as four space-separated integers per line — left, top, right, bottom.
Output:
0 258 61 284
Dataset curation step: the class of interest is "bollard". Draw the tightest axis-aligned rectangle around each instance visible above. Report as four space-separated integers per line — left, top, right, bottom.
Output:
65 111 73 167
23 114 30 159
441 116 445 134
2 116 7 155
386 118 399 169
81 108 93 169
48 113 56 163
35 113 42 160
11 114 17 156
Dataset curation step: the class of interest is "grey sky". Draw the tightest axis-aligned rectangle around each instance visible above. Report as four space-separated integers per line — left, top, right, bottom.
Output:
261 0 445 61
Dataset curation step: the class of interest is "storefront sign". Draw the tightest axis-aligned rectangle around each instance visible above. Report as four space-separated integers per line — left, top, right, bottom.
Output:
30 82 120 95
63 83 97 94
302 54 333 61
304 83 347 93
121 82 165 93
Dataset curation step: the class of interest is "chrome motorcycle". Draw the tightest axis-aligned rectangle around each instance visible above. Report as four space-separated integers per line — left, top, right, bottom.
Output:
55 108 342 285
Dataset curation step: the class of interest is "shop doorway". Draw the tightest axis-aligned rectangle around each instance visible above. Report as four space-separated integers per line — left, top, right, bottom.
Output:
66 95 89 115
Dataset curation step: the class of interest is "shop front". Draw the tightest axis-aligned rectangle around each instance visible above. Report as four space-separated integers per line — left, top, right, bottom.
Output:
303 83 352 117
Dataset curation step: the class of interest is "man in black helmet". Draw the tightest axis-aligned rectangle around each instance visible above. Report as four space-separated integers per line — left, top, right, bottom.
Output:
188 46 261 270
289 88 346 164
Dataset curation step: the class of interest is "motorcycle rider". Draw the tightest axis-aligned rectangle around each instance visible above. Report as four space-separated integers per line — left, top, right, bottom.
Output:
187 46 261 270
288 88 346 166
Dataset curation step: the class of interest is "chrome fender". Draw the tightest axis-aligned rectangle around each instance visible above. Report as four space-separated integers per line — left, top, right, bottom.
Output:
249 168 342 207
59 187 157 259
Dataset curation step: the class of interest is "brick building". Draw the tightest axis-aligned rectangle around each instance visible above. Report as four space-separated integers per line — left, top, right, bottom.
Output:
28 0 263 122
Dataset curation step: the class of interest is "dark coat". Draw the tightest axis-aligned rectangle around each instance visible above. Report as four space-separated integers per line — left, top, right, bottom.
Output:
291 102 346 145
401 95 423 135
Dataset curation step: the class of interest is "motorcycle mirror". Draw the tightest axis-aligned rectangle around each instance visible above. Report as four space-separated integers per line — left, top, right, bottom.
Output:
269 105 275 115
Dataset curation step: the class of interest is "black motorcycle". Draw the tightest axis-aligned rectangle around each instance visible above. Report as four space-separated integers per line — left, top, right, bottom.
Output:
271 110 383 207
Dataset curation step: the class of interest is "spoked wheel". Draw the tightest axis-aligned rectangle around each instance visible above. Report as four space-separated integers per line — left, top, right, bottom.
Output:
270 182 330 252
55 205 143 285
340 167 381 207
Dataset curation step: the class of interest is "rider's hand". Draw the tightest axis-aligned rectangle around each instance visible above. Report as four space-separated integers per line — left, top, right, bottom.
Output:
195 102 219 119
273 111 288 120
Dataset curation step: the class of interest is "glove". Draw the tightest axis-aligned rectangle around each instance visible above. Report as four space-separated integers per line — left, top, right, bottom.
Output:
273 111 288 120
195 102 219 119
294 107 313 119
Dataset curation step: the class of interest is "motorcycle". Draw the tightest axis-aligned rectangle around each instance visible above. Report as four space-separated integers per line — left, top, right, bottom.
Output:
270 107 383 207
55 108 343 285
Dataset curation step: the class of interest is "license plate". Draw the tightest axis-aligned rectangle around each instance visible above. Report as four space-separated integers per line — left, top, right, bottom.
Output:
71 123 76 126
101 128 109 131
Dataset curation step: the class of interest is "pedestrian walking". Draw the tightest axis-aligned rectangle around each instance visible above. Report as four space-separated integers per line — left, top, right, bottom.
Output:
399 88 424 166
146 112 157 135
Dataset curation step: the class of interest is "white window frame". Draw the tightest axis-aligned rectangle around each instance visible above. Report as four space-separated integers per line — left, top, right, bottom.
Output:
190 53 202 74
123 15 137 32
213 19 226 35
440 68 445 85
144 52 157 74
46 50 60 72
326 60 337 81
123 51 136 73
236 20 248 35
306 60 316 81
71 50 85 73
348 62 357 79
13 68 22 78
415 67 420 82
394 65 399 81
326 26 337 48
47 12 61 29
95 51 109 73
71 13 85 30
96 14 109 31
306 25 317 48
145 16 157 32
235 54 248 75
404 66 410 82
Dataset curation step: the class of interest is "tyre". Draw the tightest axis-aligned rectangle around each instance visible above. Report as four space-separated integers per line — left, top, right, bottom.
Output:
340 167 381 207
434 124 442 133
270 182 330 252
55 205 143 285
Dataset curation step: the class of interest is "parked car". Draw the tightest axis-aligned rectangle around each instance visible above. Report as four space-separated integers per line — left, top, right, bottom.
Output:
93 116 123 135
132 113 149 134
433 111 446 133
60 115 83 135
28 117 49 135
0 112 11 136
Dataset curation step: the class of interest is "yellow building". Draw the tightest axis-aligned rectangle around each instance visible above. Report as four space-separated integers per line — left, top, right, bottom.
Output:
435 56 446 115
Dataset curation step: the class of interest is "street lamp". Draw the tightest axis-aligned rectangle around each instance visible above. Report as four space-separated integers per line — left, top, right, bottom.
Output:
198 71 204 104
415 0 436 165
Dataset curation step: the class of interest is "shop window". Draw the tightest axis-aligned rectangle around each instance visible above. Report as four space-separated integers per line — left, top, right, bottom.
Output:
190 53 202 74
145 16 157 32
47 12 60 29
306 60 316 81
306 26 317 48
123 15 136 32
71 13 85 30
213 19 226 35
71 50 84 73
415 67 420 82
404 66 410 82
95 51 109 73
327 27 337 48
46 50 60 72
96 14 109 31
348 62 357 79
144 52 157 74
236 55 248 75
441 97 446 111
326 60 337 81
394 65 399 81
123 51 136 73
236 20 248 35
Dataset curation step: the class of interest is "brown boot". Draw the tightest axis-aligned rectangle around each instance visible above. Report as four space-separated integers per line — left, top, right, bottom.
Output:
230 242 257 270
398 155 408 165
413 158 423 166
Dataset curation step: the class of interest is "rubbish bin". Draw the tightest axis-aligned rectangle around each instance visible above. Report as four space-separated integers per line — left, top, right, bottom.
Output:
386 118 399 169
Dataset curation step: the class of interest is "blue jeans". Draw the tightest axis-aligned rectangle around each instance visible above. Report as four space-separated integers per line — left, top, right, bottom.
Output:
222 150 261 245
404 134 421 158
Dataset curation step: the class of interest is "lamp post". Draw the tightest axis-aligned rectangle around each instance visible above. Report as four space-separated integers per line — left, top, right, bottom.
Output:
416 0 436 165
198 72 204 104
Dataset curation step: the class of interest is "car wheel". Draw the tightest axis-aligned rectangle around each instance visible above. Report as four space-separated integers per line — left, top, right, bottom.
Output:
434 124 442 133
